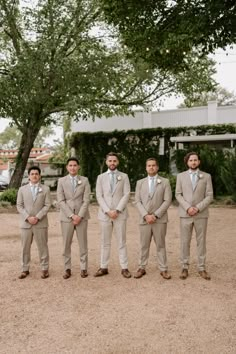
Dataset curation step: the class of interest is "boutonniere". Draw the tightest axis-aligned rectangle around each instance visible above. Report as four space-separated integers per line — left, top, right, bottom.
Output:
157 178 162 184
78 180 82 185
38 187 42 193
198 174 203 179
117 175 122 181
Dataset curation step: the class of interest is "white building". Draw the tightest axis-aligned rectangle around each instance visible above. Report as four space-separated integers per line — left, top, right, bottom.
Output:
71 101 236 133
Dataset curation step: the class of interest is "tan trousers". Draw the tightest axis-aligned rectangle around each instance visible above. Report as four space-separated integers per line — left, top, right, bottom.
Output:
180 217 208 271
61 220 88 271
20 227 49 272
138 223 168 272
100 219 128 269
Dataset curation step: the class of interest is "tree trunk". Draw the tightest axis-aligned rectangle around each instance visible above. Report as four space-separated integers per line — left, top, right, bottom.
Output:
9 126 40 189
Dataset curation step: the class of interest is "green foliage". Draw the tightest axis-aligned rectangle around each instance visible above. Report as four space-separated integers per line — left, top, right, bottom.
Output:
0 0 218 188
159 172 176 200
70 123 236 194
179 86 236 108
0 188 18 205
0 125 55 149
70 128 173 191
221 150 236 202
100 0 236 71
0 200 11 208
0 125 22 149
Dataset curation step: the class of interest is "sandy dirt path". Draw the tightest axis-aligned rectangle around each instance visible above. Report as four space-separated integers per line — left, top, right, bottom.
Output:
0 204 236 353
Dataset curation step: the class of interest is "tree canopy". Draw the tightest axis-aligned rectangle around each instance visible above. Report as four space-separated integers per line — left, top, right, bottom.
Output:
100 0 236 70
179 86 236 108
0 125 54 149
0 0 217 187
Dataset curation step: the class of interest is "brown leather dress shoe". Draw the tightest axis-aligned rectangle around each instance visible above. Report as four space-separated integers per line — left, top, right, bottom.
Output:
134 268 146 279
41 270 49 279
160 271 171 280
19 271 30 279
199 270 211 280
180 269 188 279
63 269 71 279
81 270 88 278
94 268 109 277
121 269 132 278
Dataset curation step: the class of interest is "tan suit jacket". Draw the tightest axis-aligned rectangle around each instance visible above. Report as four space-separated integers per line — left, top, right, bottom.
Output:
135 176 172 224
96 171 130 221
17 184 51 228
175 170 213 218
57 175 90 222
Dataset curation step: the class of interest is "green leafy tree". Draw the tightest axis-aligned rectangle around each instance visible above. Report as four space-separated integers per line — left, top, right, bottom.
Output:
178 86 236 108
0 126 22 149
0 125 54 149
0 0 216 188
100 0 236 70
221 150 236 201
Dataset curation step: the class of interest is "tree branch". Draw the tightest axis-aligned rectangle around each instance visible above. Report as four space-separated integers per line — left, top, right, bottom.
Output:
1 0 22 56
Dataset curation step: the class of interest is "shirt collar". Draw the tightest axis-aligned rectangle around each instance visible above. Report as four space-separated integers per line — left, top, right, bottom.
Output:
69 175 77 179
189 169 199 174
30 183 39 187
148 174 158 180
107 169 117 174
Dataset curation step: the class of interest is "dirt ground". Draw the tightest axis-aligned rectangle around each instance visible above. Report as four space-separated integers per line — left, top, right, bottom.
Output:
0 203 236 354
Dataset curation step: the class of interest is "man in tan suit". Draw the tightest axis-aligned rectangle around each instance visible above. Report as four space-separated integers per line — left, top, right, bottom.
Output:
17 166 51 279
175 152 213 280
57 157 90 279
94 152 131 278
134 158 172 279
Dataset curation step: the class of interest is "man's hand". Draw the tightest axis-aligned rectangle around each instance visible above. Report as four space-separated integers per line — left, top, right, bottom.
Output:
107 210 119 220
71 215 83 225
27 216 39 225
144 214 156 224
187 207 199 216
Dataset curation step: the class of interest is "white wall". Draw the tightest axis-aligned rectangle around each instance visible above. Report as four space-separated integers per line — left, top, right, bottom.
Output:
71 102 236 133
71 111 144 132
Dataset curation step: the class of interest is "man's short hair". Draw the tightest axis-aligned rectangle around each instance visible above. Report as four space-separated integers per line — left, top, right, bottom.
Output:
28 166 41 175
66 157 80 165
106 152 119 160
184 152 200 165
146 157 159 165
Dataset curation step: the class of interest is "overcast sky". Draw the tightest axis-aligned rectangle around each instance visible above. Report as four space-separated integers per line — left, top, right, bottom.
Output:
161 45 236 109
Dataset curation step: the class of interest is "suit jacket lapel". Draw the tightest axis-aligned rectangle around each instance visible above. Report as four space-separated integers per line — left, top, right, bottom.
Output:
193 170 201 191
142 177 151 203
66 175 74 196
34 183 42 202
149 177 159 199
185 171 193 191
26 184 34 202
112 170 119 194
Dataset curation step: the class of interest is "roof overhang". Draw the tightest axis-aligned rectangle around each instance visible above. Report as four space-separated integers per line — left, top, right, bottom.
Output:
170 134 236 143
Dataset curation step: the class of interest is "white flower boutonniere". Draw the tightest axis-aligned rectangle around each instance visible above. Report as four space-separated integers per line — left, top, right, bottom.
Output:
157 178 162 184
117 175 122 181
78 180 82 185
198 174 203 179
38 187 42 193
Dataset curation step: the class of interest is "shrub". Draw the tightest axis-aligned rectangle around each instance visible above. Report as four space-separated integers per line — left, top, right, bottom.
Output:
0 188 18 205
221 151 236 202
159 172 176 200
0 201 12 208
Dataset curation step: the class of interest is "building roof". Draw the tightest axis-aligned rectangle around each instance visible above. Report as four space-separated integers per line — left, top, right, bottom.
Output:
0 147 52 160
170 134 236 143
